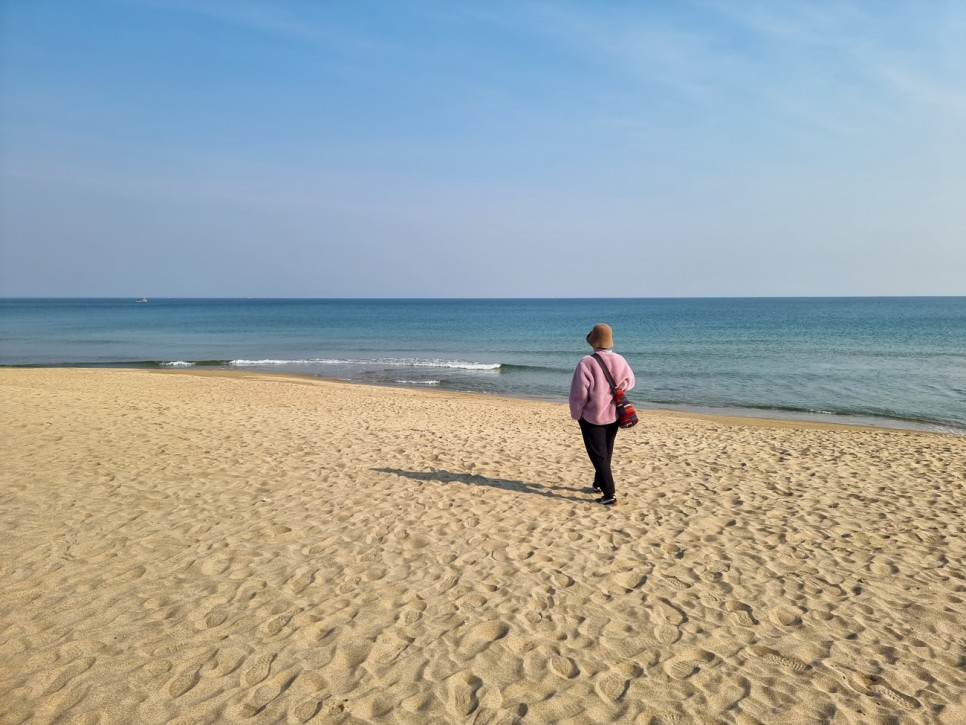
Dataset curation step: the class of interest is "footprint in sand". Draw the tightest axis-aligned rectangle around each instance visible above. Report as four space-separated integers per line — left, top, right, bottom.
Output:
42 692 95 725
655 624 681 645
43 657 96 695
399 608 423 625
457 620 510 658
287 567 316 594
665 648 714 680
371 629 414 663
870 559 898 576
654 598 686 625
200 557 231 576
242 653 275 687
724 601 756 627
664 575 692 591
405 534 431 549
261 613 293 636
459 593 489 610
167 667 201 698
648 710 689 724
448 672 483 716
769 607 803 627
151 642 185 658
661 543 684 558
847 672 920 710
665 658 699 680
549 655 579 679
875 684 921 710
401 690 435 714
329 641 372 687
144 659 172 676
708 677 750 711
437 575 461 592
615 662 644 679
241 682 285 717
605 571 647 594
336 576 362 595
116 564 147 581
291 698 322 722
748 645 808 673
232 701 263 719
203 607 229 629
596 672 628 700
551 571 575 588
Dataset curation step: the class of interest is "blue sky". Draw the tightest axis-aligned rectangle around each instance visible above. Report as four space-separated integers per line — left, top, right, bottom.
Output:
1 0 964 297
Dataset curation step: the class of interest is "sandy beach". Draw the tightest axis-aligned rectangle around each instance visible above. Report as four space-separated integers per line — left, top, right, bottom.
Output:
1 367 964 725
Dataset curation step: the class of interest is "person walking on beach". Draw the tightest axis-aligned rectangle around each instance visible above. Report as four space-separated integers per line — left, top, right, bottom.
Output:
569 323 636 507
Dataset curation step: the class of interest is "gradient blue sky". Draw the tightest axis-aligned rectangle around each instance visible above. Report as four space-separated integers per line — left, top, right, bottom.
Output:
2 1 964 297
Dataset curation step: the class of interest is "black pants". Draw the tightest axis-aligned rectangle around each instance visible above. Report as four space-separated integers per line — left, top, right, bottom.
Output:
578 418 620 497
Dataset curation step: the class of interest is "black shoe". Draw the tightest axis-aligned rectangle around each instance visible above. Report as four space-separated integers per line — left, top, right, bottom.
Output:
591 486 602 494
596 495 617 506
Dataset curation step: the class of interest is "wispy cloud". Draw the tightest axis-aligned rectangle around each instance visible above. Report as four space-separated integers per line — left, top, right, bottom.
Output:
500 0 966 142
132 0 400 57
704 0 966 118
136 0 325 41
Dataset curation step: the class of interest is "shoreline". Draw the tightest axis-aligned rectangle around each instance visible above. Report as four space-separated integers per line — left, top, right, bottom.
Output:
156 367 960 436
155 367 891 434
4 296 963 438
5 363 960 436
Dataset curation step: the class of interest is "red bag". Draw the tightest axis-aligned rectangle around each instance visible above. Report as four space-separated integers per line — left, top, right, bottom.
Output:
613 387 639 429
592 354 639 429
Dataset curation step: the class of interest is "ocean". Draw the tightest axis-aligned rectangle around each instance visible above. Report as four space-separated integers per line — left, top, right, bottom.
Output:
2 297 964 434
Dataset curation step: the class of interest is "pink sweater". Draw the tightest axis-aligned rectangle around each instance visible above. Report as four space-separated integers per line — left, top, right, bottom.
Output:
569 349 636 424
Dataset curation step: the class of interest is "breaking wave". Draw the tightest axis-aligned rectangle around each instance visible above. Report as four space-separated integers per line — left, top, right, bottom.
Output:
226 358 501 370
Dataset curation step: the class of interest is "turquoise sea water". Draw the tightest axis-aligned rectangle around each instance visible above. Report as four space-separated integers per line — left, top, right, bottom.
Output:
2 297 964 433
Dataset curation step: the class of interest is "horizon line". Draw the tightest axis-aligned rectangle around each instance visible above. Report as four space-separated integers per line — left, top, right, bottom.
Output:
2 295 965 301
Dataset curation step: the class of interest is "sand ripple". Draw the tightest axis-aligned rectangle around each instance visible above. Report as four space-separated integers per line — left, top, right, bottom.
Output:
1 368 965 724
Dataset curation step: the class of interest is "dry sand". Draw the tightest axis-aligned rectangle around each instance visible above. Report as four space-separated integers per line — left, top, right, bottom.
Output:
1 367 964 725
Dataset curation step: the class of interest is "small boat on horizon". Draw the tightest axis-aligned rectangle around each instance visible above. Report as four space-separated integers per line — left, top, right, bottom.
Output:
136 298 148 303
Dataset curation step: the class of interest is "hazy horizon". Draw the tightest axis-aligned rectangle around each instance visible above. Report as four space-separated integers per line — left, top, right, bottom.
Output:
5 294 965 301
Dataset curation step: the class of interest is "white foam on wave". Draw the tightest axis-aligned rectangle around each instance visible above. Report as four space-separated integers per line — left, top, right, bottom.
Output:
162 361 195 367
394 379 441 385
228 358 500 370
403 359 500 370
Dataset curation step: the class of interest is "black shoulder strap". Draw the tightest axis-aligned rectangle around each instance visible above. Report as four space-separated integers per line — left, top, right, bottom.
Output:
591 353 618 393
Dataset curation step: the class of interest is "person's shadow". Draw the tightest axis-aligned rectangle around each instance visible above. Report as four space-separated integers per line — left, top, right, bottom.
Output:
373 468 589 502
